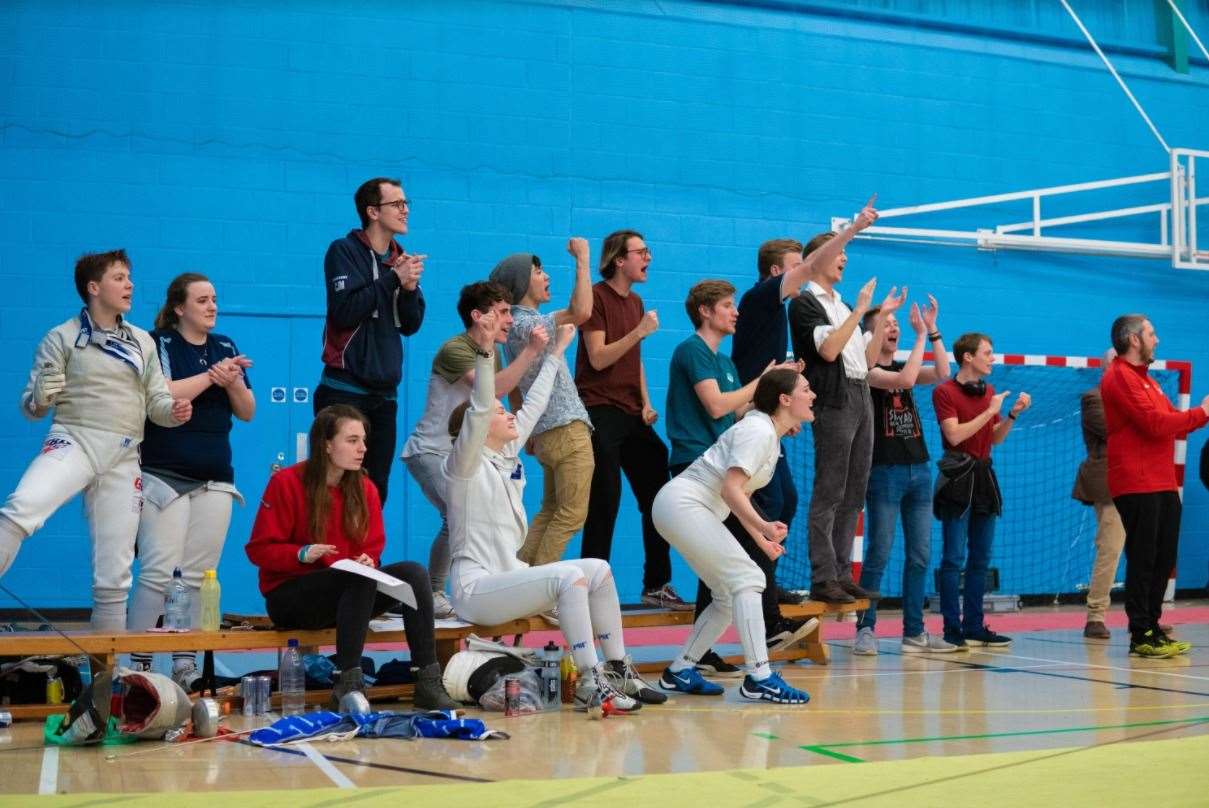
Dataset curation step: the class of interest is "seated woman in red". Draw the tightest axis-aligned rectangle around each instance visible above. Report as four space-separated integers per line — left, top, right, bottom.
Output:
245 404 457 710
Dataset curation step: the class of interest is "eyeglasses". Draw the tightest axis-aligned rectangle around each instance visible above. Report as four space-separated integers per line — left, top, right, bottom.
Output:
625 247 651 258
376 199 410 212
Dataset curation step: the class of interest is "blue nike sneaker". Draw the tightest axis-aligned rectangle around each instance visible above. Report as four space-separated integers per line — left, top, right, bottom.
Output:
658 665 724 695
738 671 810 705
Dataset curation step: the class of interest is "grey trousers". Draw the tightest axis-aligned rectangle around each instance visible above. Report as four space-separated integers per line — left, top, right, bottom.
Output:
807 379 874 586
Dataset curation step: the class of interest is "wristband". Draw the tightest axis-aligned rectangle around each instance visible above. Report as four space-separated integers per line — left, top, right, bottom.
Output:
928 331 942 341
474 347 493 359
298 545 311 563
1008 412 1018 421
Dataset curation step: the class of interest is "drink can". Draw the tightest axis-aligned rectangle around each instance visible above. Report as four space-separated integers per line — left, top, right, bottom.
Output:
504 676 521 716
241 676 257 717
0 711 12 728
255 675 272 715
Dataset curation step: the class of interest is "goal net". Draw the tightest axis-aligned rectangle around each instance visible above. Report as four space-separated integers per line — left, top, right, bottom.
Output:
775 353 1192 601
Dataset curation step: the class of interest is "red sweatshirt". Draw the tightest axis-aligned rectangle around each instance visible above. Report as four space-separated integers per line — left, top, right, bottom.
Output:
1100 357 1208 498
245 462 385 595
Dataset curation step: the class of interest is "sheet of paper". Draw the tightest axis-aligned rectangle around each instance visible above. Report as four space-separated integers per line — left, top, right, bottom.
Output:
330 558 417 609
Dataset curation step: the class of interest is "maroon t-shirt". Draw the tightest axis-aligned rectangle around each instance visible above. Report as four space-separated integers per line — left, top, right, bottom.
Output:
575 281 644 415
932 379 1000 460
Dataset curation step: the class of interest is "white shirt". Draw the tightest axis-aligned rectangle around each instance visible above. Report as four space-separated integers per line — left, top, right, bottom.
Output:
679 411 781 520
806 280 870 381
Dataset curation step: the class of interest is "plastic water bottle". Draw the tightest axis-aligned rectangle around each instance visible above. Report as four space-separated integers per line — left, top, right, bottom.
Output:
540 641 561 708
199 569 221 631
164 568 191 630
279 638 306 716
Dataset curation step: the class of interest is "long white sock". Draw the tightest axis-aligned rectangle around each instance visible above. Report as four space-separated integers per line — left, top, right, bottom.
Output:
0 516 26 579
669 599 732 672
585 568 626 663
558 582 600 672
91 589 127 632
733 589 771 680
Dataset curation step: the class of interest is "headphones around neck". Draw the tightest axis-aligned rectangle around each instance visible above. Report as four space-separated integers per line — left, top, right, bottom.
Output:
958 378 987 397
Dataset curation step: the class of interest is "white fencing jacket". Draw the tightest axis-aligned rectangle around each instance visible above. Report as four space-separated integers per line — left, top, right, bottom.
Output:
443 351 559 574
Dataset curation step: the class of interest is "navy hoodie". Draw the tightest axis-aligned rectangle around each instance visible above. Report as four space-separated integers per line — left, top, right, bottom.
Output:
320 229 425 393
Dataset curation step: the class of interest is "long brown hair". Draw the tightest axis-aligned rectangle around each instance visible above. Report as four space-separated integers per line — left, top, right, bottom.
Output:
303 405 372 546
155 272 210 330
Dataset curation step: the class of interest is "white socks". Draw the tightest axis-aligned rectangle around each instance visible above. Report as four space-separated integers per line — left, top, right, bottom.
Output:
732 589 771 681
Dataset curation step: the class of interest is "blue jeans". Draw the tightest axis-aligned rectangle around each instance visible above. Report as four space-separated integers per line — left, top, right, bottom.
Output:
857 463 932 637
939 511 997 637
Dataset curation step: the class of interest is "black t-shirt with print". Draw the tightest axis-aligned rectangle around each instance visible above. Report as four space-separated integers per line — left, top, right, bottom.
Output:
871 360 929 466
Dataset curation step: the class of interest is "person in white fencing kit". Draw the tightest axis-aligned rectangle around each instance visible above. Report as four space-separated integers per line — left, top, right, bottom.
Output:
444 309 663 715
0 250 191 630
401 280 545 619
127 273 255 689
654 368 816 705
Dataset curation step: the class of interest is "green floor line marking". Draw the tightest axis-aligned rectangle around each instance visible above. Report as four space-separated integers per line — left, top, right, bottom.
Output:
815 715 1209 750
800 745 865 763
752 732 779 740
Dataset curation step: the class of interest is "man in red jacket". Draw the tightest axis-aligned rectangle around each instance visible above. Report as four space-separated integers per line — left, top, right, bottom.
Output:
1100 315 1209 658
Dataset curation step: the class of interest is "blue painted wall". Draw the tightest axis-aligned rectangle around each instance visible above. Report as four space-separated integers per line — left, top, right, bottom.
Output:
1 0 1206 613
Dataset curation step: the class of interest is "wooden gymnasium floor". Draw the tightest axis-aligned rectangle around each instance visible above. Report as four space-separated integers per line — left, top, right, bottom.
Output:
3 603 1208 807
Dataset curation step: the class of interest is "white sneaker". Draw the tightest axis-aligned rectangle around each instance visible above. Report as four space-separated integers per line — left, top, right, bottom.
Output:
538 607 559 627
902 632 958 653
171 660 202 692
575 667 640 716
432 591 456 620
853 626 878 656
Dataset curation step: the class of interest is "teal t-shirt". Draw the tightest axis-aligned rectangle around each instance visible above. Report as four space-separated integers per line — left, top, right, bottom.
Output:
666 334 740 466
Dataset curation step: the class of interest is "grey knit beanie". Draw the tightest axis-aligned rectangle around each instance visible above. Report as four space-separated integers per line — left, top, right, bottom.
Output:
489 253 536 304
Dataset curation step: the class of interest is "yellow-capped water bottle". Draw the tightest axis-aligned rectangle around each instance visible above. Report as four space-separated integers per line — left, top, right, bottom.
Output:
199 569 221 631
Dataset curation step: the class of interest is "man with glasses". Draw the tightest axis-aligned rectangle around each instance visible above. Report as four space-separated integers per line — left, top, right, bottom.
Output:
315 177 426 503
576 230 686 609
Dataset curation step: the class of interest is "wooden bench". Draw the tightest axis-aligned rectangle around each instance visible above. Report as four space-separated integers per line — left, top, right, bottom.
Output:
0 599 865 721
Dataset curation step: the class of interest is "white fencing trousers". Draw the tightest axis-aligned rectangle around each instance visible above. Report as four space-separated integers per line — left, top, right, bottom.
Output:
127 479 239 632
653 476 771 677
0 425 143 631
451 557 626 673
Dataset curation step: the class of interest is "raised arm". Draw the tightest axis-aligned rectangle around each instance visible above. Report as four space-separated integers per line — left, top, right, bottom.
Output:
915 295 951 385
553 237 593 327
868 304 926 390
791 194 880 299
493 322 548 397
695 359 802 418
864 286 906 369
511 326 575 450
815 277 876 363
581 309 659 371
448 310 501 480
993 393 1031 444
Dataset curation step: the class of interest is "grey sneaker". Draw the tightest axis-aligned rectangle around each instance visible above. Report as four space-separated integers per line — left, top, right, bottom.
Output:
853 626 878 656
902 632 958 653
604 655 667 704
575 666 641 716
432 591 456 620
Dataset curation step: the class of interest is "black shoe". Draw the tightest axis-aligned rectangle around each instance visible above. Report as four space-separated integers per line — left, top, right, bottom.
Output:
839 579 877 600
810 580 855 604
767 617 820 652
694 649 743 678
776 586 807 605
964 625 1011 647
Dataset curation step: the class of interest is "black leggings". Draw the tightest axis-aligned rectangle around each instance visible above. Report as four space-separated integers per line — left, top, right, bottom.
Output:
265 561 436 671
